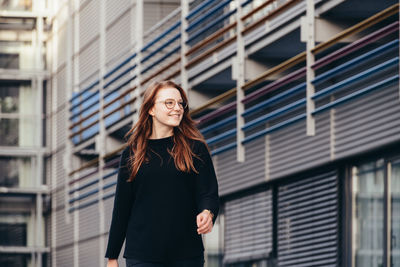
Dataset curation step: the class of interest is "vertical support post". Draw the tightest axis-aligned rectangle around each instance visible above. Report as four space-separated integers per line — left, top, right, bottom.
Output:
34 1 45 266
98 0 107 266
133 0 144 122
70 1 80 267
181 0 189 93
306 0 315 136
50 0 60 264
236 0 245 162
384 162 392 267
36 192 43 267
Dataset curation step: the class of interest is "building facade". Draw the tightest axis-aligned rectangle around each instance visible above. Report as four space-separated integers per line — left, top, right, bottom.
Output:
0 0 49 266
1 0 399 267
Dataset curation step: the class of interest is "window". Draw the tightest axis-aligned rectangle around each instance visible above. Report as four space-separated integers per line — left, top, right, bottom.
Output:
390 159 400 266
0 81 38 147
0 156 34 188
352 160 384 266
352 157 400 267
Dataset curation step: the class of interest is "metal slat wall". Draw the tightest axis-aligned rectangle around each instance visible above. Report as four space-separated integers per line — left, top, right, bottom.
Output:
56 246 73 267
334 83 400 159
79 0 100 49
269 112 331 180
143 1 180 33
78 40 100 85
277 171 338 267
105 0 131 25
216 137 266 196
78 238 100 267
57 25 68 68
105 9 132 65
224 190 273 264
55 209 74 248
78 203 100 240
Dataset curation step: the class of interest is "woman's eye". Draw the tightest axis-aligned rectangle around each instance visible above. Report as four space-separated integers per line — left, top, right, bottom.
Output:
166 101 174 105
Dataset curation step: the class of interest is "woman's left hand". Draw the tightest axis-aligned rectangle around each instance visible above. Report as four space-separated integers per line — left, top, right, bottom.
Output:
196 209 213 234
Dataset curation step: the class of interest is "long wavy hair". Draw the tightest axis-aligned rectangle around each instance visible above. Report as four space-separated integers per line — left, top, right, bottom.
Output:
124 80 208 182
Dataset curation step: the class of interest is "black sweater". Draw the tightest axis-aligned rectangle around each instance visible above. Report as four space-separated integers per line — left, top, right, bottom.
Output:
105 136 219 262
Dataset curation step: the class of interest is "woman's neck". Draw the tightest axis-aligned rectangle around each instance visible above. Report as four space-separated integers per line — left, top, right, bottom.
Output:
149 128 174 139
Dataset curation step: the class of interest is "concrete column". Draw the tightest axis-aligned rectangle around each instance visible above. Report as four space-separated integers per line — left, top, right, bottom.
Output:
180 0 189 93
98 0 107 266
133 0 144 122
306 0 315 136
235 0 245 162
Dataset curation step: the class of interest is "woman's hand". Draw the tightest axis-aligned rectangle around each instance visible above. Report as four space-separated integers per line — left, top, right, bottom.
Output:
196 209 213 234
107 259 118 267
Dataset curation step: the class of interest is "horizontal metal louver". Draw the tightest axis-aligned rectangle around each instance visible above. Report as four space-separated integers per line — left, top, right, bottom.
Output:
278 171 338 267
224 190 273 264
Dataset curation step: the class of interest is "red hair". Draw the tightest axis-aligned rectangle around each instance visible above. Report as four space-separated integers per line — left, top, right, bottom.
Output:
124 80 208 182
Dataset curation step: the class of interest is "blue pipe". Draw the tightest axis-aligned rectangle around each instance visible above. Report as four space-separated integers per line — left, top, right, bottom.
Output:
242 99 306 131
312 39 399 86
312 57 399 100
242 83 306 117
312 75 399 115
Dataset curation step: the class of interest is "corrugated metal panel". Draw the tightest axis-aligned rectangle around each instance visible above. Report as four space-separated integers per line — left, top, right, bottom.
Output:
79 0 100 49
56 67 66 107
105 0 131 25
103 195 115 232
143 2 180 33
215 137 266 196
57 25 68 68
55 148 67 188
78 237 100 267
277 171 338 267
105 10 132 65
224 190 273 264
78 202 100 240
55 187 65 209
55 245 73 267
335 83 400 159
79 39 100 84
55 208 74 247
56 108 68 148
269 111 331 180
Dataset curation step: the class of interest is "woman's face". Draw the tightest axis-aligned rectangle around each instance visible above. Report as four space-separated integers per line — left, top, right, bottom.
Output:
149 87 185 129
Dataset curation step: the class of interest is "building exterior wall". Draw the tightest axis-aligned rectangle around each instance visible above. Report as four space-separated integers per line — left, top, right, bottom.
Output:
1 0 398 266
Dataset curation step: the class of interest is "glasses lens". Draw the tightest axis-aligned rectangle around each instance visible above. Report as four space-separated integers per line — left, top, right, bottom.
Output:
164 99 174 109
164 99 187 109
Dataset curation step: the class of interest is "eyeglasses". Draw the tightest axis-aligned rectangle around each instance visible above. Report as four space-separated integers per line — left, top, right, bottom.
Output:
155 98 188 110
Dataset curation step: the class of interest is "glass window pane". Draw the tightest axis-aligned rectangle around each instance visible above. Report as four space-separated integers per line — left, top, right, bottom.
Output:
0 118 38 146
0 81 33 114
0 41 35 70
391 161 400 267
0 223 26 246
0 254 30 267
0 156 33 188
353 160 384 267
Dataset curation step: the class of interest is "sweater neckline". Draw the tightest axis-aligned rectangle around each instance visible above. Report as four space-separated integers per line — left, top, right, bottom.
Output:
147 135 174 146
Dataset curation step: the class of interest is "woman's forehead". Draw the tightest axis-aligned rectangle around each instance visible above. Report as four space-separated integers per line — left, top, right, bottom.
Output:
156 87 182 99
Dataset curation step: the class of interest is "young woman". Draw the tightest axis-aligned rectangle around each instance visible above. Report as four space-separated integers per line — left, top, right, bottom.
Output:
105 81 219 267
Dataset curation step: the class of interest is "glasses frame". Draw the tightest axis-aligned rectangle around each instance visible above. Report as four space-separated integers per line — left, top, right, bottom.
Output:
155 98 188 110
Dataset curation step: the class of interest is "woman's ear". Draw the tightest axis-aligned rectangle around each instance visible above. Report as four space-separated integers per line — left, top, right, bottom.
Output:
149 107 154 116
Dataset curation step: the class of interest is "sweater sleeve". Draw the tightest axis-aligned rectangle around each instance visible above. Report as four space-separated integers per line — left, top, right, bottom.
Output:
105 147 134 259
194 141 220 224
